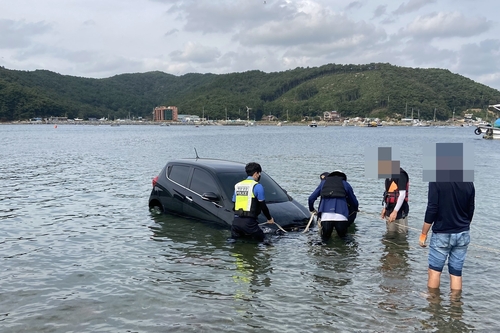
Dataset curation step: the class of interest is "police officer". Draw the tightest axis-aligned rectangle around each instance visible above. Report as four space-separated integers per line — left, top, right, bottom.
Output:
230 162 274 242
308 170 359 241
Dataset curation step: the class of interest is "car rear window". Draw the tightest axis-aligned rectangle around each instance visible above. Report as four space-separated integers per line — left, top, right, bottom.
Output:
167 165 191 187
217 172 290 203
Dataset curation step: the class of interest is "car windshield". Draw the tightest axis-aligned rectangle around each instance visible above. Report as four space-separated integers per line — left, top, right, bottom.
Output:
217 172 290 203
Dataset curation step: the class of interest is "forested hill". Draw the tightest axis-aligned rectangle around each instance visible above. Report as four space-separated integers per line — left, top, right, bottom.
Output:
1 63 499 122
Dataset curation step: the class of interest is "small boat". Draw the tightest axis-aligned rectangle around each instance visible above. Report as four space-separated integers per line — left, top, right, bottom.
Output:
474 104 500 139
412 120 430 127
412 110 430 126
366 121 378 127
309 121 318 127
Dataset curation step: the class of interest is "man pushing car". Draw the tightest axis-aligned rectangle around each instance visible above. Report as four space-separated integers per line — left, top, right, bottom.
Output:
229 162 274 243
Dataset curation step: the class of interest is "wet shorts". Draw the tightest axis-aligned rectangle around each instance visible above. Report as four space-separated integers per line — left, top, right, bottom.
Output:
428 231 470 276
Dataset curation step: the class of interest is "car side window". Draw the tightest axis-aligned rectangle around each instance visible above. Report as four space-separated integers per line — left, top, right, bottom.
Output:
168 165 191 187
189 168 220 196
258 173 290 203
216 172 289 203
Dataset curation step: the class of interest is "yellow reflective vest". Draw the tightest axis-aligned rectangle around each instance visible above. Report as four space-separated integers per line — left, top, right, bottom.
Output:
234 179 258 218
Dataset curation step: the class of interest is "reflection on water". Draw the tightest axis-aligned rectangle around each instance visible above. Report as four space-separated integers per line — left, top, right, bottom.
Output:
308 225 359 289
421 289 474 333
229 244 272 301
374 232 425 331
1 124 500 332
379 233 411 280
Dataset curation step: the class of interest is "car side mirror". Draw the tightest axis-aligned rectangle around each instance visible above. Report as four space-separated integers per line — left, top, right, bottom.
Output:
202 192 219 202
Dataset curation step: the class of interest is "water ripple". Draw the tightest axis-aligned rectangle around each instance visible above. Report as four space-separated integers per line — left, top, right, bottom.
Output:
0 124 498 332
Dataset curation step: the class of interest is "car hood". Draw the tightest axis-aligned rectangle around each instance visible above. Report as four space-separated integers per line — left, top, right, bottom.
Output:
262 199 310 229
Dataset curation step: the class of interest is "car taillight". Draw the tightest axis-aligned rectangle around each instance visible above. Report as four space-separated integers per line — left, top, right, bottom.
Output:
152 175 159 188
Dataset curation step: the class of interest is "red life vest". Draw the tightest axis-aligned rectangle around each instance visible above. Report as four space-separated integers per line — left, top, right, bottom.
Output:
384 169 409 205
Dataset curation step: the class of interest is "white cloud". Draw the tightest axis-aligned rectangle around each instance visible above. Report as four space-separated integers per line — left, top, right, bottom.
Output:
455 39 500 76
393 0 436 15
401 11 492 40
0 19 51 49
237 11 384 48
164 28 179 37
373 5 387 19
0 0 500 90
169 42 221 63
345 2 363 11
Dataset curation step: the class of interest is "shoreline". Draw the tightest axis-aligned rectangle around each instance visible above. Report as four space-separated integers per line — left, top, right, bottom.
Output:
0 120 475 127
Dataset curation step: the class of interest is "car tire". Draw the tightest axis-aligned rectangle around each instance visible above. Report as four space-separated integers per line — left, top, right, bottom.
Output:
149 201 164 215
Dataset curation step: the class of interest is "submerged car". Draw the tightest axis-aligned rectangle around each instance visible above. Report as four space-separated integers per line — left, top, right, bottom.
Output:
148 158 310 231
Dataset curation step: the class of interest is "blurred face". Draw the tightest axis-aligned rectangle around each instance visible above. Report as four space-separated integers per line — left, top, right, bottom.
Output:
253 171 261 182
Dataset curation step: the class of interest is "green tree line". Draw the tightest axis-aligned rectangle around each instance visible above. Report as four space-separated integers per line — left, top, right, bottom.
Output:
1 63 499 122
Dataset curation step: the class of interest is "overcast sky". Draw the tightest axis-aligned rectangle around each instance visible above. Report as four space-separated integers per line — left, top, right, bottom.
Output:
2 0 500 90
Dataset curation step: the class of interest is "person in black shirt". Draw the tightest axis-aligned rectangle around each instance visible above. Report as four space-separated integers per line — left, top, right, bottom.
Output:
419 182 475 291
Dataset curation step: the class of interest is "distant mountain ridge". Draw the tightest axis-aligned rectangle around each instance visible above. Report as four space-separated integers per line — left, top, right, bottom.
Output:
1 63 499 122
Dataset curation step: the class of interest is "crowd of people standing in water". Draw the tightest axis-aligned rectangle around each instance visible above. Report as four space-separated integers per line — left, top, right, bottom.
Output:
229 162 475 293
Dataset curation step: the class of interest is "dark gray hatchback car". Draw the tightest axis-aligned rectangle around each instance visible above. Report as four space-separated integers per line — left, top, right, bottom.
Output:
148 158 310 230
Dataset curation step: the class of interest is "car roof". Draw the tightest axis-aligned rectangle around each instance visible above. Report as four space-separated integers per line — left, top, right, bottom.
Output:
168 158 246 173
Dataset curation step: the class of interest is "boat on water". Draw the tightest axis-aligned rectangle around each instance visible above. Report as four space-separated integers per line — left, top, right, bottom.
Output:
309 121 318 127
366 121 378 127
412 119 430 127
474 104 500 139
412 109 430 127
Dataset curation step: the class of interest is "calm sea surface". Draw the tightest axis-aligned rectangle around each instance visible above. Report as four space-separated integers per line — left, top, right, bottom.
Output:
1 123 499 332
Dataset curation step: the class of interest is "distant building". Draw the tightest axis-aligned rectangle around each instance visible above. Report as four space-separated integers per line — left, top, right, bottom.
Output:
154 106 178 121
323 111 340 121
262 115 277 121
178 114 201 122
48 116 68 122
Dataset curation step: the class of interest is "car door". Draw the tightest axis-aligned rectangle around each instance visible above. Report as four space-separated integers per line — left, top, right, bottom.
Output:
183 167 224 223
165 164 192 214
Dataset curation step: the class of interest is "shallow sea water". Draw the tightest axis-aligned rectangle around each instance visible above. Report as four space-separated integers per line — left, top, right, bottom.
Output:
1 123 499 332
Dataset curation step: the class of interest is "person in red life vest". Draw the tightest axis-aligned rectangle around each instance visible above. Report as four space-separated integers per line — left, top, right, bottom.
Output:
230 162 274 243
380 167 409 233
308 170 359 241
419 182 475 292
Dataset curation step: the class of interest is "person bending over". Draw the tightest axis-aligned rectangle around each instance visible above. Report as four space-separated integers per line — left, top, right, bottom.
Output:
308 170 358 241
